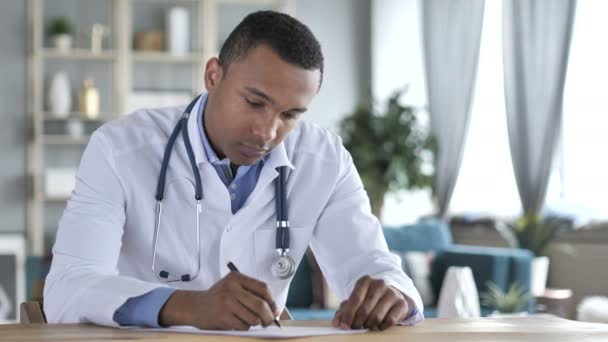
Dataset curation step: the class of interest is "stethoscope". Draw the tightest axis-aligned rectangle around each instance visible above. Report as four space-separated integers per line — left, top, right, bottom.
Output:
151 94 296 282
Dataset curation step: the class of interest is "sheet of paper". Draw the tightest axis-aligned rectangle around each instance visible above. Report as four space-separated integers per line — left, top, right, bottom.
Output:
132 325 368 339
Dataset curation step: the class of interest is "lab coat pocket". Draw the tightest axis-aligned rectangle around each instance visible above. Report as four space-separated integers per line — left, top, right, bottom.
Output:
253 226 314 301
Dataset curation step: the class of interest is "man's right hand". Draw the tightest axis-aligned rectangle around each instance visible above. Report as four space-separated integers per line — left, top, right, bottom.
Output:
158 272 279 330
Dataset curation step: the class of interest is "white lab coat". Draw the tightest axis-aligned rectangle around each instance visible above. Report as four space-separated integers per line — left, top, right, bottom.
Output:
44 96 424 326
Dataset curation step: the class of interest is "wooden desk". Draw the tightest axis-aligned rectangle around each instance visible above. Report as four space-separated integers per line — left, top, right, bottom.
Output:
1 315 607 342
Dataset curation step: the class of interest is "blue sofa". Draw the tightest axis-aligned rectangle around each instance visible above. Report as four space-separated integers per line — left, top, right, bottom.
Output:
287 219 534 319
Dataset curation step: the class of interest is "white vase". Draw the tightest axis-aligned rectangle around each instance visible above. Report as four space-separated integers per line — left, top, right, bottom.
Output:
166 7 189 55
53 34 72 52
48 72 72 118
531 256 550 296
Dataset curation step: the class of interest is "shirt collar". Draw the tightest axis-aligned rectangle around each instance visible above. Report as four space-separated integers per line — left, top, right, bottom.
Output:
194 93 295 171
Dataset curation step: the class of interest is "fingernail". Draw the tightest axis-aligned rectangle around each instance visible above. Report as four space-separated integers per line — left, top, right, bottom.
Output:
340 322 350 330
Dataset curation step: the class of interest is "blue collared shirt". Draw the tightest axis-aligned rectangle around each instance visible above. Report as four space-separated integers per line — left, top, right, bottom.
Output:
113 95 265 327
196 93 266 214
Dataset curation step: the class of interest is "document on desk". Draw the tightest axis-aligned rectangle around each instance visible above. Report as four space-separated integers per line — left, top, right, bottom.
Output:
131 325 367 339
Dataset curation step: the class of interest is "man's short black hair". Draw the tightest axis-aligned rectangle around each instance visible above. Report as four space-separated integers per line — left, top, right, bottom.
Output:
219 10 324 88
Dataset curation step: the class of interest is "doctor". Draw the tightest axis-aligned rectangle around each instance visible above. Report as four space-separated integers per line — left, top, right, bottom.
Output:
44 11 423 331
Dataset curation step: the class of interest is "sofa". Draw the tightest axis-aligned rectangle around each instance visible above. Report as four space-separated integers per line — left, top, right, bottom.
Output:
286 219 535 319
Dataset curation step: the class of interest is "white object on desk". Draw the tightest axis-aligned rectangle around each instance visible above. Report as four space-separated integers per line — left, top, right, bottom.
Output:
437 266 481 318
132 325 367 339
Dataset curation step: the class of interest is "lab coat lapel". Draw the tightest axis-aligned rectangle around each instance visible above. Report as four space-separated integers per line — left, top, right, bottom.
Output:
184 93 233 210
242 140 295 222
219 142 295 275
186 94 208 167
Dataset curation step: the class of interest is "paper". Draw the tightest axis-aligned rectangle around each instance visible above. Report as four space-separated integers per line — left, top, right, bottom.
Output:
132 325 367 339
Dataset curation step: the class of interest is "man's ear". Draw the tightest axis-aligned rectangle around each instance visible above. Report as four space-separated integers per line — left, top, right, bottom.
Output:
204 57 224 92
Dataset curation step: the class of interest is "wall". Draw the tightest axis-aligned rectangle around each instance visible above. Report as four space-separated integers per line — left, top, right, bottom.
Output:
296 0 371 131
371 0 434 225
0 0 27 233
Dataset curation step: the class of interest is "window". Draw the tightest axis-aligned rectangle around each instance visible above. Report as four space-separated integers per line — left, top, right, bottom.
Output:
377 0 608 224
545 0 608 222
449 0 520 217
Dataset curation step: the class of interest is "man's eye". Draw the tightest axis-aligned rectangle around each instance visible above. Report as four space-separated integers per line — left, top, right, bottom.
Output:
245 98 264 108
282 112 298 120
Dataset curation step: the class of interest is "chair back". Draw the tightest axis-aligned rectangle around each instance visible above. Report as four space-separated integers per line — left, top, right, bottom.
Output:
20 301 46 324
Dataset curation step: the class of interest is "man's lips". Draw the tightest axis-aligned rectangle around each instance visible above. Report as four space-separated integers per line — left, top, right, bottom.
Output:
238 143 268 158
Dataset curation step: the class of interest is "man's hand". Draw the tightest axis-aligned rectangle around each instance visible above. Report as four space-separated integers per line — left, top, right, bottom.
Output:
159 272 279 330
331 275 412 331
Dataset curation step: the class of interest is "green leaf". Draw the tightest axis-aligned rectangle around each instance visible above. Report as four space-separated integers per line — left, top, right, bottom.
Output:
481 281 530 313
338 88 436 212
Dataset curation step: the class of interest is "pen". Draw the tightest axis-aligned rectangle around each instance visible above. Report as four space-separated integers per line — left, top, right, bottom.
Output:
227 261 282 328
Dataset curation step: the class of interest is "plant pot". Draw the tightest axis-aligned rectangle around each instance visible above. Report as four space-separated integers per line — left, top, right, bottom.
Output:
53 34 72 52
531 256 550 296
489 311 529 318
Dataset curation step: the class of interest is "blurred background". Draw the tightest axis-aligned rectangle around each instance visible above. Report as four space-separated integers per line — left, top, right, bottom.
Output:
1 0 607 325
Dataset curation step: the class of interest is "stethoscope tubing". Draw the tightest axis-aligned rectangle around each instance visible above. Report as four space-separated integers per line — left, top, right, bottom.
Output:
152 94 292 282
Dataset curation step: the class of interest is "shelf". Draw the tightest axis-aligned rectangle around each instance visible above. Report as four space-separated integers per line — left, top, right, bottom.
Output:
44 196 70 203
131 51 206 63
43 135 90 145
42 48 118 61
132 0 198 3
43 114 110 122
219 0 285 5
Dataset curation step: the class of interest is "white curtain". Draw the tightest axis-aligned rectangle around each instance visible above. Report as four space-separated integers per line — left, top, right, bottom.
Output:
503 0 576 215
422 0 485 217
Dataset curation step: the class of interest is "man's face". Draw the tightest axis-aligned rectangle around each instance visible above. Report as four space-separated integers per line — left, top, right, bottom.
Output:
203 44 321 166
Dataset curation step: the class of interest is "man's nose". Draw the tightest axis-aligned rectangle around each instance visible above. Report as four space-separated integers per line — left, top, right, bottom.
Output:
251 114 278 144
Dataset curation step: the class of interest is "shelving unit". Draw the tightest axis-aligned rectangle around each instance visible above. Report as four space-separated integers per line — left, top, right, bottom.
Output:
43 48 119 61
26 0 294 256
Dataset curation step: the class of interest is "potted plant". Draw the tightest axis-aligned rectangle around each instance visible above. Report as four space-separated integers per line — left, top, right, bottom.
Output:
339 88 435 219
481 281 530 316
497 214 572 296
49 17 74 52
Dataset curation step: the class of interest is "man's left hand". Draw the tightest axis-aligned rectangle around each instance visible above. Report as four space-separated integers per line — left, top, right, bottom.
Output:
331 275 412 331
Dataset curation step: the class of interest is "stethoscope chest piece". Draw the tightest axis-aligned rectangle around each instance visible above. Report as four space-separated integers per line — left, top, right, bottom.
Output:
271 253 296 279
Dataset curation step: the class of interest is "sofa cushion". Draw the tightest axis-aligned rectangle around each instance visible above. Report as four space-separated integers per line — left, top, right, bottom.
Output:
431 245 534 310
383 219 453 253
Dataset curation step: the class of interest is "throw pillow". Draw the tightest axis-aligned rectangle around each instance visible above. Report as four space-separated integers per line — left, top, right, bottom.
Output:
394 250 435 306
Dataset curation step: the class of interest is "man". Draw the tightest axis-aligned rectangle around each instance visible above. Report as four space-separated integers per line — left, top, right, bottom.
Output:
44 11 423 331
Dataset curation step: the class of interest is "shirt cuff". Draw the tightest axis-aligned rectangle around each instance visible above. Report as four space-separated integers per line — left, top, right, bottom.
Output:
113 287 176 327
399 306 424 326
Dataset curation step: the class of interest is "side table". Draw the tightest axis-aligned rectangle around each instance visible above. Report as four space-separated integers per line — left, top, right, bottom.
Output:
535 288 573 318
